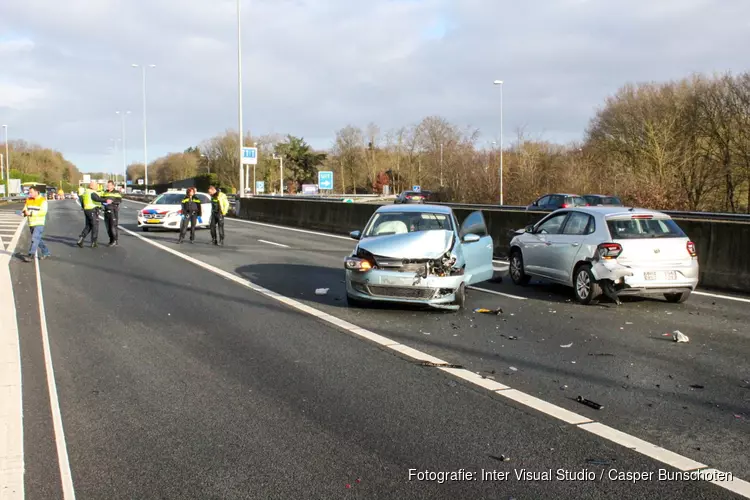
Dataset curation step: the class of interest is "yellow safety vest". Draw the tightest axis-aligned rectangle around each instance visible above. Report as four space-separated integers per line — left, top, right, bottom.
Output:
78 186 85 196
82 188 102 210
213 192 230 215
24 196 48 227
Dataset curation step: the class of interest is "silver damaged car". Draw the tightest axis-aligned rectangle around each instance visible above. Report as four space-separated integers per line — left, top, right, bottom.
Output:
345 204 494 309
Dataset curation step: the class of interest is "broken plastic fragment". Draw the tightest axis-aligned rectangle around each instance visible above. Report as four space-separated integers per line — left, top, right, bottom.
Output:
577 396 603 410
672 330 689 343
509 366 518 372
315 288 329 295
474 308 503 315
560 343 573 348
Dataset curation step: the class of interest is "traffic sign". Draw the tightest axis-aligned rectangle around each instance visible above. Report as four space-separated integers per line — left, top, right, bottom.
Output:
318 171 334 190
255 181 265 193
126 180 133 185
412 185 421 192
137 179 144 185
241 147 258 165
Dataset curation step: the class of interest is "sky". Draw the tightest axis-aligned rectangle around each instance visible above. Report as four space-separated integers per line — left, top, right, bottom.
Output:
1 0 749 174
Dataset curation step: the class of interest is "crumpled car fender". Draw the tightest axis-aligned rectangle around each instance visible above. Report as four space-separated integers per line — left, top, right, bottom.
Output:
590 259 633 281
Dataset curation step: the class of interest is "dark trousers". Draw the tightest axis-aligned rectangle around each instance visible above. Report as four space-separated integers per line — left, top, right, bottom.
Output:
210 212 224 243
104 209 119 243
80 209 99 242
179 213 198 241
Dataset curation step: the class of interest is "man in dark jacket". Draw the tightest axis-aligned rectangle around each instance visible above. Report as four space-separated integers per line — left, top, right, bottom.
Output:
178 187 202 244
101 180 123 246
77 181 109 248
208 185 229 246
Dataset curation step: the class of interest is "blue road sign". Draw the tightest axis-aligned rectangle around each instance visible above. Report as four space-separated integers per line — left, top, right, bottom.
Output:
241 147 258 165
126 180 133 185
412 185 421 193
255 181 265 193
318 171 334 190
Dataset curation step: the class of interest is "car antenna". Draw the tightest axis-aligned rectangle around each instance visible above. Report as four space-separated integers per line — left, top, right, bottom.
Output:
628 206 635 212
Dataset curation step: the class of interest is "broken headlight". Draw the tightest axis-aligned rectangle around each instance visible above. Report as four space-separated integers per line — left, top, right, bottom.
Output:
345 257 374 271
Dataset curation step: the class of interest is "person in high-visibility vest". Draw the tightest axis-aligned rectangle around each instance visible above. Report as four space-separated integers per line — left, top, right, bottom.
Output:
100 180 122 246
208 185 229 246
20 186 51 262
77 181 109 248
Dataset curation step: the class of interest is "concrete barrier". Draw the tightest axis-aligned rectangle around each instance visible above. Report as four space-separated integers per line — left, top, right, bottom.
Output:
238 197 750 294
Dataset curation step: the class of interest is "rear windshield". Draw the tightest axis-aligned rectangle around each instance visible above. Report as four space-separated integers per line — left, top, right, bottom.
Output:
607 218 686 239
588 196 621 205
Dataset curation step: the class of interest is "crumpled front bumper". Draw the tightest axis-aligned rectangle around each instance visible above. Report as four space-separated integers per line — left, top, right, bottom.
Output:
346 269 465 307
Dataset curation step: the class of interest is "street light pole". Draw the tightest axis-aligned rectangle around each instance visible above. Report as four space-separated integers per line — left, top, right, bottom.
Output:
237 0 245 197
116 110 130 188
273 153 283 195
439 143 443 187
493 80 504 206
133 64 155 189
2 125 8 184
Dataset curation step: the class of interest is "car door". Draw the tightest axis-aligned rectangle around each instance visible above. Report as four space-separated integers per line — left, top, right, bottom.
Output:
545 211 593 283
458 211 494 285
523 211 569 278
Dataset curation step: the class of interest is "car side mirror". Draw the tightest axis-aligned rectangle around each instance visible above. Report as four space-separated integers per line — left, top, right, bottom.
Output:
350 230 361 240
524 225 534 233
462 233 481 243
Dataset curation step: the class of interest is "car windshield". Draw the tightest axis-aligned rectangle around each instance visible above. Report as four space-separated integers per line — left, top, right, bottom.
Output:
364 212 452 237
607 218 686 239
153 193 185 205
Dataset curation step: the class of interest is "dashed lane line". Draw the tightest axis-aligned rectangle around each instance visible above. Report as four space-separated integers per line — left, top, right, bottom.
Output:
258 239 290 248
118 223 750 499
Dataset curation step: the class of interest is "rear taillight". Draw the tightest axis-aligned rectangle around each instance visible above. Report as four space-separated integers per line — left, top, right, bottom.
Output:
687 241 697 257
585 203 590 206
561 203 569 208
597 242 623 260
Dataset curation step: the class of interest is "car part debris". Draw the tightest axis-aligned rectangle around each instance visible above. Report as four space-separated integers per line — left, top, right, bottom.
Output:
588 353 615 357
418 361 464 369
672 330 689 343
315 288 329 295
576 396 603 410
474 308 503 315
489 454 511 462
689 384 704 389
560 343 573 348
508 366 518 372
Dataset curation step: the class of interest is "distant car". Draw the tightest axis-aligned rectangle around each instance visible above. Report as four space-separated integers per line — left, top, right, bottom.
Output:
527 194 587 211
583 194 622 207
344 204 494 309
394 190 432 204
137 190 212 232
508 207 699 304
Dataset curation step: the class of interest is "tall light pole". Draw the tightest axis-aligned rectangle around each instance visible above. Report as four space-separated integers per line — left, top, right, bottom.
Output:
2 125 8 184
116 110 131 187
493 80 504 206
236 0 245 197
439 143 444 187
132 63 156 189
273 153 283 195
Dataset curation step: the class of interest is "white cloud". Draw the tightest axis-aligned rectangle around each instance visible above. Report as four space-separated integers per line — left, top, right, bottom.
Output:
1 0 749 171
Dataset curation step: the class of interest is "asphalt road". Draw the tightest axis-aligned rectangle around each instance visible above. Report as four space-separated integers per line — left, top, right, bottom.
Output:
4 198 748 499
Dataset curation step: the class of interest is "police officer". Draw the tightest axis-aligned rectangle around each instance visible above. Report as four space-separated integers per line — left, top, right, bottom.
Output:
208 185 229 246
101 180 122 246
77 181 109 248
178 187 202 244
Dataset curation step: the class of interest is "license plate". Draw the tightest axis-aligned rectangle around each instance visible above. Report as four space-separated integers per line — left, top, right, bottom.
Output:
644 272 656 280
145 219 161 224
664 271 677 280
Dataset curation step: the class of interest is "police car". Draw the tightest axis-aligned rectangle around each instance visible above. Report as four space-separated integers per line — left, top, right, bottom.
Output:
137 189 212 231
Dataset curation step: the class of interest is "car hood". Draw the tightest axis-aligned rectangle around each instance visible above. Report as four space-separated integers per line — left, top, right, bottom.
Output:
357 230 454 259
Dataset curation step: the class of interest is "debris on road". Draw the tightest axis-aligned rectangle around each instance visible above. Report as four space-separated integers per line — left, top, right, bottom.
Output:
418 361 464 369
576 396 603 410
507 335 518 340
474 308 503 315
689 384 705 389
489 454 511 462
625 322 633 325
560 342 573 348
672 330 690 343
315 288 329 295
509 366 518 372
588 353 615 357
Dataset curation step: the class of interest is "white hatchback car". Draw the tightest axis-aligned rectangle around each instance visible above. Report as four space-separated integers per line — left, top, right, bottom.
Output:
137 190 212 231
509 207 699 304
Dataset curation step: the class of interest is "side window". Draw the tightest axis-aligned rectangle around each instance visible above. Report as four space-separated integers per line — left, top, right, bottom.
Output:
562 212 593 235
536 213 567 235
536 196 550 206
460 211 488 238
551 195 565 207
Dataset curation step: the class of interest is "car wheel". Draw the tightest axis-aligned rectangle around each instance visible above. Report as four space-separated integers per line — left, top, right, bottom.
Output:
574 264 602 305
141 227 149 232
664 291 691 303
453 282 466 309
509 250 531 286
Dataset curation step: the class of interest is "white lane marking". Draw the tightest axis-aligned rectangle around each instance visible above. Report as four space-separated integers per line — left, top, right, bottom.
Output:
578 422 706 471
467 286 527 300
34 256 76 499
257 239 289 248
1 219 26 262
227 217 353 240
0 262 24 499
121 222 748 498
693 290 750 304
697 469 750 497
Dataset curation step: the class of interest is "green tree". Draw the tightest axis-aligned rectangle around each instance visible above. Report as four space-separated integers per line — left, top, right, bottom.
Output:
275 135 327 192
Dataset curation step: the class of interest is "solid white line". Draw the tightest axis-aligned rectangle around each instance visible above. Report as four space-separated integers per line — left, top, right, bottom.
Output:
697 469 750 497
257 239 289 248
121 222 750 498
0 264 24 500
467 286 527 300
228 217 353 240
693 290 750 304
34 256 76 499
